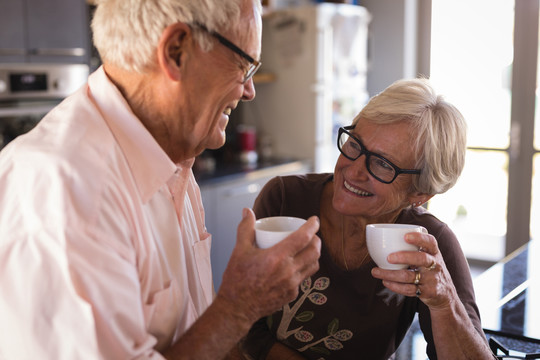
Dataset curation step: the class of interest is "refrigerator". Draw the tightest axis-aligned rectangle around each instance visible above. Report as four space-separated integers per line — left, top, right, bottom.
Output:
243 3 371 173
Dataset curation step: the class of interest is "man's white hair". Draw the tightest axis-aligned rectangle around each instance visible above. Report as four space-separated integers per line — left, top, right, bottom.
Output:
91 0 261 73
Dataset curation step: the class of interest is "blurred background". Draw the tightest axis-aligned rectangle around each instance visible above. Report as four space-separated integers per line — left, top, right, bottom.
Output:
1 0 539 288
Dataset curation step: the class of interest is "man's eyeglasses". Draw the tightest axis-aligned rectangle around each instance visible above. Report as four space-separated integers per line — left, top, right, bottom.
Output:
193 23 262 84
337 125 421 184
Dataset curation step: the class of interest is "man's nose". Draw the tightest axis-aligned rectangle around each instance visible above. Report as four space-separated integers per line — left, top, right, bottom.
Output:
241 78 256 101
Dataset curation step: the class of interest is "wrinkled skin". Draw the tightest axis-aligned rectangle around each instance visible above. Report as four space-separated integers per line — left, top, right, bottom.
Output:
218 209 322 322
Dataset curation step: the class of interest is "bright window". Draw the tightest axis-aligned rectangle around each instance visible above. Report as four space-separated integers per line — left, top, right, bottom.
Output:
429 0 540 256
427 0 531 261
430 0 514 149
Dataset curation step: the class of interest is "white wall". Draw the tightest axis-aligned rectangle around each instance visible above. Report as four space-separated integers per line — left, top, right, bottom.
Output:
361 0 431 96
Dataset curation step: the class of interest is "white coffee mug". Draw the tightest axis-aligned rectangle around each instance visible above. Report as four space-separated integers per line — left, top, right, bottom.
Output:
255 216 307 249
366 223 428 270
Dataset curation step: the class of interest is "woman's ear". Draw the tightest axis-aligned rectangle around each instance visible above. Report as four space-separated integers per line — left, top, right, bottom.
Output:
156 22 191 80
408 193 434 208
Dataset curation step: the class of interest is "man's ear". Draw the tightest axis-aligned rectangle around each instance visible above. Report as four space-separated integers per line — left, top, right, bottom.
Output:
157 22 191 80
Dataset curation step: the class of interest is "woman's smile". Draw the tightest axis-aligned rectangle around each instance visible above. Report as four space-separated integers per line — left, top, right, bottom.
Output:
344 180 372 197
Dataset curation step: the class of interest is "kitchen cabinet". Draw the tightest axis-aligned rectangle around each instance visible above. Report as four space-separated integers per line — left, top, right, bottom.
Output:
0 0 90 64
199 160 310 290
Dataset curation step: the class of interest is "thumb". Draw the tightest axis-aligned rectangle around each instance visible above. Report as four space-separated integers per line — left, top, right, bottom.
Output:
236 207 256 247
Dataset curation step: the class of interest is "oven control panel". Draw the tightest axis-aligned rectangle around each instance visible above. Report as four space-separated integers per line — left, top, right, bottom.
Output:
0 64 89 100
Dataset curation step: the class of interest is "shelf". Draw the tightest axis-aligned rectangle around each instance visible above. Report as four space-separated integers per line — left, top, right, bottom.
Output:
253 72 277 84
0 102 57 118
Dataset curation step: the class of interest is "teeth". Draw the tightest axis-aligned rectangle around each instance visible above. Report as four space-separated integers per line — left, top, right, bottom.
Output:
224 108 232 115
344 181 371 196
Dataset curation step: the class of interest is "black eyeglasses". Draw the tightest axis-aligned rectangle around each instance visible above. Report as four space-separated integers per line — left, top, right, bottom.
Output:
337 125 421 184
193 23 262 83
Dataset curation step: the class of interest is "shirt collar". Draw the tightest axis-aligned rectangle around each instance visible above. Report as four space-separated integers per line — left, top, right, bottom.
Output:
87 66 185 203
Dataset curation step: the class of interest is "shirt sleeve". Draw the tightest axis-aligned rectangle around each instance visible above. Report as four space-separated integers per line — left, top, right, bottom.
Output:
0 154 165 360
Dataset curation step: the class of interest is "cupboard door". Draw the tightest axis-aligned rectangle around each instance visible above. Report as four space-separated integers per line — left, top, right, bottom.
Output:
0 0 26 62
26 0 89 63
202 177 267 291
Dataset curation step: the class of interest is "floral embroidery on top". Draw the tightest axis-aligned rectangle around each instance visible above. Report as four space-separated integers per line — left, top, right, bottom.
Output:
271 276 354 359
376 287 405 306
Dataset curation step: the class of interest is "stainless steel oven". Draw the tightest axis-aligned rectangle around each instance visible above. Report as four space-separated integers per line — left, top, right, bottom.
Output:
0 63 89 148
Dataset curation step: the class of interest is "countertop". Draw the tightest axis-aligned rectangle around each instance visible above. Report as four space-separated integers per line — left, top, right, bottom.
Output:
193 156 311 186
394 240 540 359
473 239 540 355
474 239 539 340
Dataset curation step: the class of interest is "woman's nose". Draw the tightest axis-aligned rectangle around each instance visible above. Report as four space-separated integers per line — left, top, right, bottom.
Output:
348 154 371 179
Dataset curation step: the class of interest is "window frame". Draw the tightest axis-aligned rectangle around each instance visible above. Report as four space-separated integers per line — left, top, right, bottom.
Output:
419 0 540 256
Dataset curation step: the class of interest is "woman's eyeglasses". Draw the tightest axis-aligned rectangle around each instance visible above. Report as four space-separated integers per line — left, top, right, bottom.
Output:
337 125 421 184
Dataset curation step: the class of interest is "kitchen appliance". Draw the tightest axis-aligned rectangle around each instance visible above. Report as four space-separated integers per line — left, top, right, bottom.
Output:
243 3 370 172
0 63 89 148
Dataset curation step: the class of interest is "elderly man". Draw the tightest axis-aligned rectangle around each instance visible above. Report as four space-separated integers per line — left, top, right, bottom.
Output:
0 0 321 359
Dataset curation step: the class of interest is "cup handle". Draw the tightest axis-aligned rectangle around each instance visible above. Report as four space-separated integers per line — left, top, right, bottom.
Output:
420 226 428 234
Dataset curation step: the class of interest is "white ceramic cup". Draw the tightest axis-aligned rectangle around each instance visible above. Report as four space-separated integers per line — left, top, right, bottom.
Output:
366 223 428 270
255 216 307 249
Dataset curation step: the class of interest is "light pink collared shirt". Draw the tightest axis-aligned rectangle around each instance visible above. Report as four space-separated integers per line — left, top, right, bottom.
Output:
0 67 214 359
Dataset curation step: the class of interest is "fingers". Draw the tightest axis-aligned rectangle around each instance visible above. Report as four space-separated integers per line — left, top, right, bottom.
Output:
373 257 436 286
426 260 437 271
235 208 256 247
276 216 321 255
413 269 421 285
220 213 321 321
371 232 459 308
372 268 428 299
405 231 438 257
292 234 322 279
267 216 321 291
372 251 454 308
275 216 321 281
386 231 439 269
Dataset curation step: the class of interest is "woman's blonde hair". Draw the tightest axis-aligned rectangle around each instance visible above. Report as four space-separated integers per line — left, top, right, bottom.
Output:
91 0 261 73
353 78 467 195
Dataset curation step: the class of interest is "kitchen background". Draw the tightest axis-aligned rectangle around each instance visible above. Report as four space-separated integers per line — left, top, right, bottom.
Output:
1 0 539 282
2 0 539 357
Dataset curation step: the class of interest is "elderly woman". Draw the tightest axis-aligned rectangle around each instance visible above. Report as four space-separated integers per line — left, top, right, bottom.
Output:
242 78 494 359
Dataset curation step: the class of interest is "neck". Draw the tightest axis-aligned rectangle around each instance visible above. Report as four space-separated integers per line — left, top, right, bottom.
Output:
103 63 155 119
320 180 406 270
320 182 371 270
103 63 188 162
